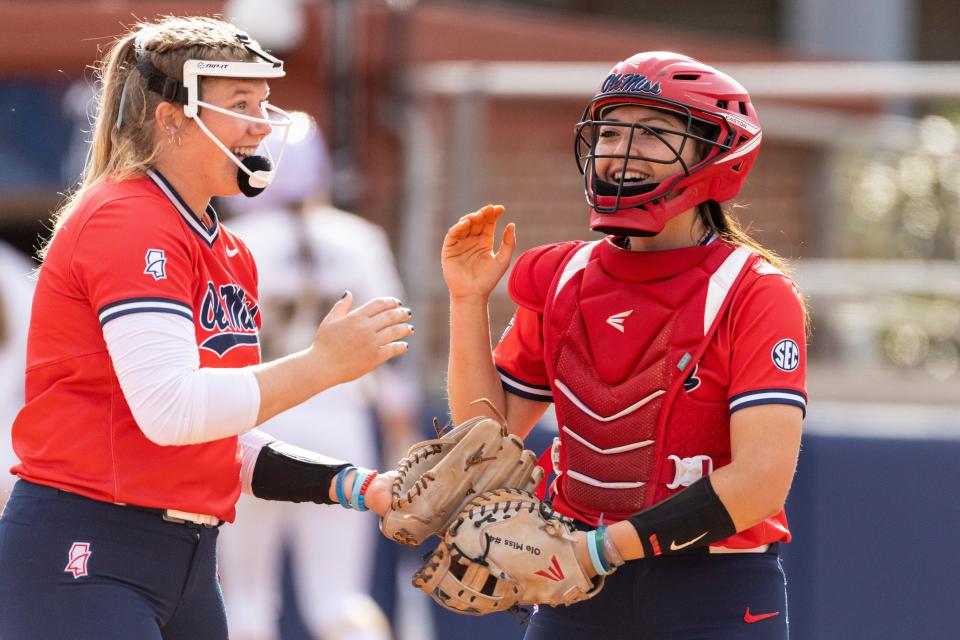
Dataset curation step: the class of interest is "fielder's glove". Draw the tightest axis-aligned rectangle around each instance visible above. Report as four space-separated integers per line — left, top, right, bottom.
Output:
412 488 605 615
379 411 543 547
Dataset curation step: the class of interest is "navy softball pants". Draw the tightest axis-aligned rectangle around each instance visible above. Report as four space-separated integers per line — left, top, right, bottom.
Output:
0 480 227 640
524 543 789 640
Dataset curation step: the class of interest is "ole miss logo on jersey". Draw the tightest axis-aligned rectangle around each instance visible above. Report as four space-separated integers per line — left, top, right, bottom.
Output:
199 281 259 356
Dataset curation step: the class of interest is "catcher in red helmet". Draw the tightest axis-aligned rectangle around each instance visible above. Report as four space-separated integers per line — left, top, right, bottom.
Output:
440 52 806 638
578 51 763 237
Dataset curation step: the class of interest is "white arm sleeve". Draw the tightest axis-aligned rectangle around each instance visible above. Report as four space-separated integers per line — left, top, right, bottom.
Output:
238 428 276 495
102 312 261 446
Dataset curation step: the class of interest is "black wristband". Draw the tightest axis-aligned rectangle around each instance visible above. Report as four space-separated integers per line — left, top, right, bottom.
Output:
626 477 736 556
251 441 352 505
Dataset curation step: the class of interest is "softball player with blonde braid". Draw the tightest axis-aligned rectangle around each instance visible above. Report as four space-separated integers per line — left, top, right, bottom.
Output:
443 52 806 639
0 17 412 639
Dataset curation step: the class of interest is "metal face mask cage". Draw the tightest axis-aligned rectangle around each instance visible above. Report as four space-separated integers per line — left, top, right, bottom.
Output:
137 32 294 190
574 98 732 215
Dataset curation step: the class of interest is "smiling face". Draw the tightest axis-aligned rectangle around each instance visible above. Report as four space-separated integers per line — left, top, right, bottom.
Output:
592 104 700 188
177 77 273 197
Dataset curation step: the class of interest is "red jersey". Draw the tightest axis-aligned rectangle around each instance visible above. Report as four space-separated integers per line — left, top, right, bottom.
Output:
494 237 807 547
11 171 260 522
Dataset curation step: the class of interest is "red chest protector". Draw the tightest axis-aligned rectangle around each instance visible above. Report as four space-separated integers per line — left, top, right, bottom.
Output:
510 237 756 529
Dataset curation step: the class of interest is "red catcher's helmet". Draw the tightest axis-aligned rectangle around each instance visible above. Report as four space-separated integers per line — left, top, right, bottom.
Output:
575 51 762 236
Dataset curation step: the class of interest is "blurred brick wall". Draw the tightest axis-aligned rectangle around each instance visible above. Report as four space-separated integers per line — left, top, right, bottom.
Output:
918 0 960 61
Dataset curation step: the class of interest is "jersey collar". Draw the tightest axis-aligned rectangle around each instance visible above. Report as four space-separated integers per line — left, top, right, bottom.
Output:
146 169 220 247
599 236 725 283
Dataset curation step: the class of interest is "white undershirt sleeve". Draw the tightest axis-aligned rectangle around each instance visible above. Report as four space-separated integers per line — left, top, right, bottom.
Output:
238 428 276 495
102 312 261 446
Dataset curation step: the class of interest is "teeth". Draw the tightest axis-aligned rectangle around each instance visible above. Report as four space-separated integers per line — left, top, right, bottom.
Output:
230 147 256 158
612 170 649 182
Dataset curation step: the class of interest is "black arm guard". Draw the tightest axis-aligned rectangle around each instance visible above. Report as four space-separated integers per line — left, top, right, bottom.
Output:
250 440 352 505
627 477 737 556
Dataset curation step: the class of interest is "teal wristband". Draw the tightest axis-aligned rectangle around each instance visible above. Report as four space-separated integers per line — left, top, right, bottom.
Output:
357 470 377 512
351 470 370 512
587 528 609 576
335 466 356 510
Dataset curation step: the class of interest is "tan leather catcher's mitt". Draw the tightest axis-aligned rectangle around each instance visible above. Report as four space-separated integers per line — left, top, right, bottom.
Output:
380 414 543 546
412 488 605 615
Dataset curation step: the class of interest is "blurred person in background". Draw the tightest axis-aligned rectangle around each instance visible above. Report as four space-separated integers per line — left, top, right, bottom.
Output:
0 16 414 639
0 241 34 514
219 113 420 640
443 52 806 639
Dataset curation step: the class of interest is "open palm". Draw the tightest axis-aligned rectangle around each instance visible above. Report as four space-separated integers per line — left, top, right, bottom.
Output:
441 205 517 300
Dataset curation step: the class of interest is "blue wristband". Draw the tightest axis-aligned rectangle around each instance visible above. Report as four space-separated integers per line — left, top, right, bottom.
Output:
336 466 356 510
351 470 370 512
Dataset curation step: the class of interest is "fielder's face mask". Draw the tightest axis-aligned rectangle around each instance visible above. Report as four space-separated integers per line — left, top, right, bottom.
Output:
133 31 294 197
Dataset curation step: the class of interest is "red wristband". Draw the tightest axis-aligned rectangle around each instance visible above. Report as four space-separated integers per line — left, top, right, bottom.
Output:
357 471 378 511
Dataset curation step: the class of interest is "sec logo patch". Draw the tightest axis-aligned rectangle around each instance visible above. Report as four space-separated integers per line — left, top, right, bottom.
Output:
771 339 800 372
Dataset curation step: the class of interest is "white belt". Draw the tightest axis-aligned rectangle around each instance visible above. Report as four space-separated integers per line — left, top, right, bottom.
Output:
162 508 221 527
709 544 769 554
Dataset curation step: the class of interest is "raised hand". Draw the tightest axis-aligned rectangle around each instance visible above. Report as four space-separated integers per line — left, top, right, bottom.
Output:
441 205 516 301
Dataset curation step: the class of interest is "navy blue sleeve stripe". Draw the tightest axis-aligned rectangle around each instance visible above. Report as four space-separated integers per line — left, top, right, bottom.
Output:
729 396 807 418
729 388 807 403
98 296 194 327
496 366 552 391
729 389 806 410
98 297 192 315
501 380 554 403
498 373 553 402
100 306 194 327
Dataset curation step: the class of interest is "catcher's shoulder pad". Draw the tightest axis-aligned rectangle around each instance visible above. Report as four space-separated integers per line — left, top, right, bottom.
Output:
508 241 585 313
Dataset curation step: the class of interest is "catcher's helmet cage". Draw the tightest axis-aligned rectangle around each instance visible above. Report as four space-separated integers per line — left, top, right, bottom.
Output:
133 29 293 195
575 51 762 236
